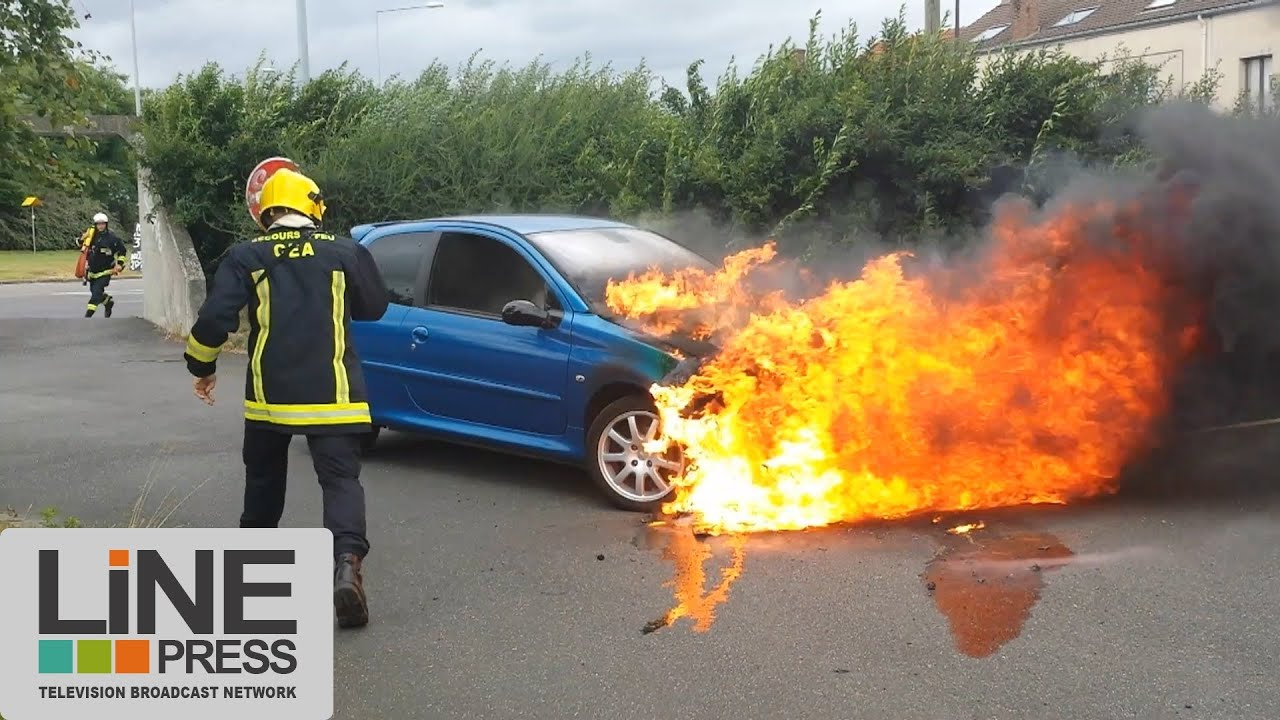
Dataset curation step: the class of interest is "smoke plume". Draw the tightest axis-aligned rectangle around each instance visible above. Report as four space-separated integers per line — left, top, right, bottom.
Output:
623 102 1280 505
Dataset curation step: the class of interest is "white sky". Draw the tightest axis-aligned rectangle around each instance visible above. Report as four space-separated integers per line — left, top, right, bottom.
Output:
67 0 1004 92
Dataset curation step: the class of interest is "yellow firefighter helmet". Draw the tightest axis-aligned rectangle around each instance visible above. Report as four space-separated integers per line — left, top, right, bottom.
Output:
257 168 326 229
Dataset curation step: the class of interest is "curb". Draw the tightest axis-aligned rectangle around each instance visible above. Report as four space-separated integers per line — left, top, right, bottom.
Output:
0 278 83 285
0 275 143 286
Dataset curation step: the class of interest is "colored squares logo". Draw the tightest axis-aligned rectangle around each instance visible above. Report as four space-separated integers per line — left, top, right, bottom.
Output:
38 639 150 674
37 640 72 674
78 640 110 674
116 640 149 673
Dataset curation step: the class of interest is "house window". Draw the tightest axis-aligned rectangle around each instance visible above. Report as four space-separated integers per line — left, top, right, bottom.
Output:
973 24 1008 42
1243 54 1274 113
1053 7 1098 26
1144 0 1175 8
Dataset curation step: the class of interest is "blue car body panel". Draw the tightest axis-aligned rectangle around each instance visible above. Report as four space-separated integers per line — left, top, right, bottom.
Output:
348 215 686 466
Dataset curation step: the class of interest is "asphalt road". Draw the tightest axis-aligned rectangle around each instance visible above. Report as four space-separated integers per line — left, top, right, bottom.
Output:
3 312 1280 718
0 277 143 318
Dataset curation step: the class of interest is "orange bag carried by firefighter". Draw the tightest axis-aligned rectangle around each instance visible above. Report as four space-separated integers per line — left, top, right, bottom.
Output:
73 227 93 279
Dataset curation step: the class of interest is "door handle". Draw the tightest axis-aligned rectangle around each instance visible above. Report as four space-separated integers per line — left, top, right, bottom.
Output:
411 326 430 343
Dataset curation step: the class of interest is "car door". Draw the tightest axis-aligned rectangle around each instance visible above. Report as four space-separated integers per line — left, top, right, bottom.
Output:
397 227 574 437
352 229 438 409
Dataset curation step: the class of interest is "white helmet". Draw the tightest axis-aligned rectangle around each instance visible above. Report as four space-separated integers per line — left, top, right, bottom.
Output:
93 212 108 224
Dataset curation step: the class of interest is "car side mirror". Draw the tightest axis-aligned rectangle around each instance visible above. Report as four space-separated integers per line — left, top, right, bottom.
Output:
501 300 552 328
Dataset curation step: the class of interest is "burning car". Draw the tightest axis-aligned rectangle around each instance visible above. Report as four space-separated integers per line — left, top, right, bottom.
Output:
347 214 720 512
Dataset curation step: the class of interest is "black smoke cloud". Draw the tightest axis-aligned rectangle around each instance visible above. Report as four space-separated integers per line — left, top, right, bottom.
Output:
1109 102 1280 501
1133 103 1280 429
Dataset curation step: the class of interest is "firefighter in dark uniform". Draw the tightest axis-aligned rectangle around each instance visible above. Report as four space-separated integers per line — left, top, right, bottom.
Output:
82 212 128 317
181 167 390 629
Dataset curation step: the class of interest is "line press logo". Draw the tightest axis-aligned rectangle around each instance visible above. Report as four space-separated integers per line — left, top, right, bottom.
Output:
0 528 334 720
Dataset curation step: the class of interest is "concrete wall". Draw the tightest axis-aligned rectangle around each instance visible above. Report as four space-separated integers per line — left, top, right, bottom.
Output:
977 3 1279 111
20 114 137 138
136 168 206 335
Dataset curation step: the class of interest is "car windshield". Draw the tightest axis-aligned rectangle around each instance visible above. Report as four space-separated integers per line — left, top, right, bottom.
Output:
524 227 715 314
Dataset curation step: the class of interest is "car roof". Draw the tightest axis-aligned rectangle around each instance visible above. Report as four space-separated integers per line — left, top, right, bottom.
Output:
350 213 634 241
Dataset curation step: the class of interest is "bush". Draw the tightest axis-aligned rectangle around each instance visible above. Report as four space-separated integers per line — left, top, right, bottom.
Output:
136 58 379 275
135 10 1223 275
309 52 675 232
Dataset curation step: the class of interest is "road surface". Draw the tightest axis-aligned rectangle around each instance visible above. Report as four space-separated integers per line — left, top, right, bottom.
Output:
2 312 1279 718
0 278 143 318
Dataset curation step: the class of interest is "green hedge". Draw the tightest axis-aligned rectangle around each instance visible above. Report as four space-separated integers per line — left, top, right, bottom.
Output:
135 12 1223 275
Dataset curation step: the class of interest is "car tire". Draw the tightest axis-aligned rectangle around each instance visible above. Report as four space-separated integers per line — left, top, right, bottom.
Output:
585 394 683 513
359 425 381 456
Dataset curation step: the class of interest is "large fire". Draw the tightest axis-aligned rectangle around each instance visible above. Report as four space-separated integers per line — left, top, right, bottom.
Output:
606 189 1204 535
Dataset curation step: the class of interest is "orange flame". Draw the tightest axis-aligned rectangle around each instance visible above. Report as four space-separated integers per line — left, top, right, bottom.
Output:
645 526 747 633
604 241 790 340
607 194 1201 535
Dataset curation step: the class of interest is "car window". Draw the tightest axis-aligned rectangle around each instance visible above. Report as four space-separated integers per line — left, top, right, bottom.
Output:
426 231 559 317
524 227 714 312
366 231 430 306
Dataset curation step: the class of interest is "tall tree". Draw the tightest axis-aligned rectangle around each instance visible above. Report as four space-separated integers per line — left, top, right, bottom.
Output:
0 0 92 178
0 0 136 249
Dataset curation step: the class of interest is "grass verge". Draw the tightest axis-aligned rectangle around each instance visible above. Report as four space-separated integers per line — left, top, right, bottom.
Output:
0 249 142 282
0 505 83 531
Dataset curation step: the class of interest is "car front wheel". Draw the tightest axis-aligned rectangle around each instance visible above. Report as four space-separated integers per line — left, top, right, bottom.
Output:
586 395 684 512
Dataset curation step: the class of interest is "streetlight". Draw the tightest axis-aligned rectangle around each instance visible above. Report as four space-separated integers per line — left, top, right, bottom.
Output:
297 0 310 86
376 2 446 84
128 0 142 115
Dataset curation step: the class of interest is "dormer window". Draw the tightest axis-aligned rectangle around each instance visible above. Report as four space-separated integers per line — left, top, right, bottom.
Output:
973 24 1009 41
1053 7 1098 26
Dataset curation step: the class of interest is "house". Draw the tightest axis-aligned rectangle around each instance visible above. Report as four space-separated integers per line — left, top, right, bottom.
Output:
868 28 956 55
958 0 1277 112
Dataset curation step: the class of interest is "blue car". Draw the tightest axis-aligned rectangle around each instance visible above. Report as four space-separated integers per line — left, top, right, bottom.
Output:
347 214 717 512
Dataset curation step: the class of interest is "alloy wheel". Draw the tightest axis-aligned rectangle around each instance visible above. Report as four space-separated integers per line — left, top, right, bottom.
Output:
595 410 683 504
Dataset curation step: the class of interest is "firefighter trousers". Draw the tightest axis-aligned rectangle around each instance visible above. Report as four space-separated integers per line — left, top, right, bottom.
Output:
85 275 114 317
240 423 371 560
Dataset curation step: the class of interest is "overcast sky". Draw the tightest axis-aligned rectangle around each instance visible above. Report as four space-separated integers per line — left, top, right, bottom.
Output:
66 0 1003 93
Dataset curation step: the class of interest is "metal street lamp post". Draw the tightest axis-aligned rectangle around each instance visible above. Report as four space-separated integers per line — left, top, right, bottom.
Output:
376 2 445 85
297 0 311 85
128 0 142 115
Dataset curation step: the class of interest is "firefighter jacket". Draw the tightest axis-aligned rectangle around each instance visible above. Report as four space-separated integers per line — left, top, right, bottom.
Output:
182 222 391 435
83 228 128 279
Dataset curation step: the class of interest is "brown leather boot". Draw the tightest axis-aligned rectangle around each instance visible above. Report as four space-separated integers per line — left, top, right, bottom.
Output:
334 553 369 629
